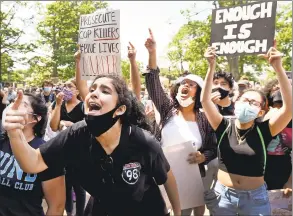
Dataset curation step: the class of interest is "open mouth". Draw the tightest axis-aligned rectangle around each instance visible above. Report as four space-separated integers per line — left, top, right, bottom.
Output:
180 88 189 98
89 102 101 112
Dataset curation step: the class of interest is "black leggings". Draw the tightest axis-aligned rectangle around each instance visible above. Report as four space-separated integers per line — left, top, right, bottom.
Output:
65 174 86 216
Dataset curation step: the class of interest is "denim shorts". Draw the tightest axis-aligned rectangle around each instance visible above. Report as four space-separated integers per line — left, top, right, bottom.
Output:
205 181 271 216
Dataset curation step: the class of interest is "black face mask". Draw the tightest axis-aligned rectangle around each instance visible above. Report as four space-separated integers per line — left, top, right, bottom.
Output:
212 87 230 99
84 107 120 137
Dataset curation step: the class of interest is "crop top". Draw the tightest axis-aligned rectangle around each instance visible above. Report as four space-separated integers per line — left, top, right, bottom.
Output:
215 118 273 177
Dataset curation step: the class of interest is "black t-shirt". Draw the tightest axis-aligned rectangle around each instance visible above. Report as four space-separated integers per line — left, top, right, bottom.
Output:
39 121 170 216
42 93 55 104
0 135 64 216
215 118 273 177
217 100 234 116
52 101 84 123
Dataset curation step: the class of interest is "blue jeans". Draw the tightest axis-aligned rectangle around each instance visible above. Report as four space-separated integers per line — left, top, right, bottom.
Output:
205 181 271 216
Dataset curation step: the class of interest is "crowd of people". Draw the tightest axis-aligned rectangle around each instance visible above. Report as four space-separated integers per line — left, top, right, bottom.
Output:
0 29 291 216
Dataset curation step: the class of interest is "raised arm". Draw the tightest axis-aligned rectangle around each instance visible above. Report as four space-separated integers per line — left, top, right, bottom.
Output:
128 42 141 101
3 91 48 173
259 45 292 136
50 92 64 132
75 50 89 101
200 47 223 130
144 29 173 120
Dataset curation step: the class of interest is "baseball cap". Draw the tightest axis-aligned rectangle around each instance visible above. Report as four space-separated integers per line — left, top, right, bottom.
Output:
176 74 204 89
238 80 249 86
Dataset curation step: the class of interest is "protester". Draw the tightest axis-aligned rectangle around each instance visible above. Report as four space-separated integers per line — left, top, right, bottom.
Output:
144 29 217 216
35 88 42 96
50 78 85 216
6 85 17 104
41 81 55 106
263 88 292 194
3 70 182 216
0 93 65 216
263 79 280 110
201 45 292 215
212 71 235 116
0 89 7 130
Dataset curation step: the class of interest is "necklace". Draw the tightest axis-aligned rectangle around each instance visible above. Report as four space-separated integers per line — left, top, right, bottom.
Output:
235 123 254 145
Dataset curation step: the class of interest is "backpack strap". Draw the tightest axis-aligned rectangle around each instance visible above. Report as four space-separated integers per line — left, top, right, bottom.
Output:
256 126 267 175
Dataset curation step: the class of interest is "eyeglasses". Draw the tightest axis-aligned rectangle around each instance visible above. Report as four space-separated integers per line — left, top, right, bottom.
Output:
64 84 76 89
180 80 197 88
100 156 114 184
237 97 262 107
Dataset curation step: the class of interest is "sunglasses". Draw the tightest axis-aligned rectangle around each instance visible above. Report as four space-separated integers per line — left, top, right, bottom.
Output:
100 156 115 184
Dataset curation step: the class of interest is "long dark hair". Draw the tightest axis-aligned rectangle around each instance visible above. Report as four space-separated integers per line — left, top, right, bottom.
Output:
91 74 152 132
1 93 48 139
25 93 48 137
170 82 202 111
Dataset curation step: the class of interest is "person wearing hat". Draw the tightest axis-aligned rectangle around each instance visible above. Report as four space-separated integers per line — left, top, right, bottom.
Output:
144 29 217 216
263 89 292 196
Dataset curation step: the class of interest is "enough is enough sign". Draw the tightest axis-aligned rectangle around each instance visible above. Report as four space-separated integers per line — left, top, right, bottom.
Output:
210 1 277 56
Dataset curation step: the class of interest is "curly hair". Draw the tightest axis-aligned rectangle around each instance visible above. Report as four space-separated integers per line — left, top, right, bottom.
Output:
213 70 234 89
262 79 279 107
91 74 152 132
170 82 202 111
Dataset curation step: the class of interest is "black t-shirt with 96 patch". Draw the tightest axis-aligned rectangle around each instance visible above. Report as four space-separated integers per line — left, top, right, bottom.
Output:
39 121 170 216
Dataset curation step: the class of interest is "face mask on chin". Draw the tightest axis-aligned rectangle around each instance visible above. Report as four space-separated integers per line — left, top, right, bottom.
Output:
175 94 195 107
234 102 260 123
84 106 120 137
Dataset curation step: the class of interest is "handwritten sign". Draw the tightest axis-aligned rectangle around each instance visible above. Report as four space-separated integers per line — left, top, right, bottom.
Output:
160 141 205 210
268 190 292 216
210 1 277 56
78 10 121 80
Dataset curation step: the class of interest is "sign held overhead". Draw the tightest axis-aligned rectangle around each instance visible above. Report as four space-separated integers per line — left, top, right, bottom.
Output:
210 1 277 56
78 10 121 80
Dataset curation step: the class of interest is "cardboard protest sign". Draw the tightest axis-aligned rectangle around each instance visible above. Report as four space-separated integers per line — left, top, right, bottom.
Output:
268 190 292 216
210 1 277 56
160 141 205 210
78 10 121 80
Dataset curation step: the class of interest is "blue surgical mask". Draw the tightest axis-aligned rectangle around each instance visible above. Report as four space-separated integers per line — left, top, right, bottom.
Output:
234 102 260 123
43 87 52 92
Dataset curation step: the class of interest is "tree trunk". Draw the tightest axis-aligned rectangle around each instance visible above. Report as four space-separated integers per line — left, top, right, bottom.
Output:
52 24 58 78
226 56 240 81
218 0 240 81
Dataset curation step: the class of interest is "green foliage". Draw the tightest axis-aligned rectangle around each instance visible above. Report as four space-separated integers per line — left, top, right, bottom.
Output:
0 1 36 81
33 1 107 81
275 4 292 71
168 1 292 80
121 60 143 84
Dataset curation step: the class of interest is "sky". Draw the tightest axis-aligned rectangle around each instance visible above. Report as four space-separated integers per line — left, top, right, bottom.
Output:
3 1 213 70
3 1 291 71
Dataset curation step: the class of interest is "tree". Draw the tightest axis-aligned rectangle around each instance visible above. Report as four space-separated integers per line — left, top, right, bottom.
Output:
121 59 143 84
35 1 107 81
0 1 36 81
168 1 292 80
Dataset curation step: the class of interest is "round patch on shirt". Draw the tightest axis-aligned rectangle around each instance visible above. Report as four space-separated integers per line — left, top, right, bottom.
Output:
121 162 141 185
